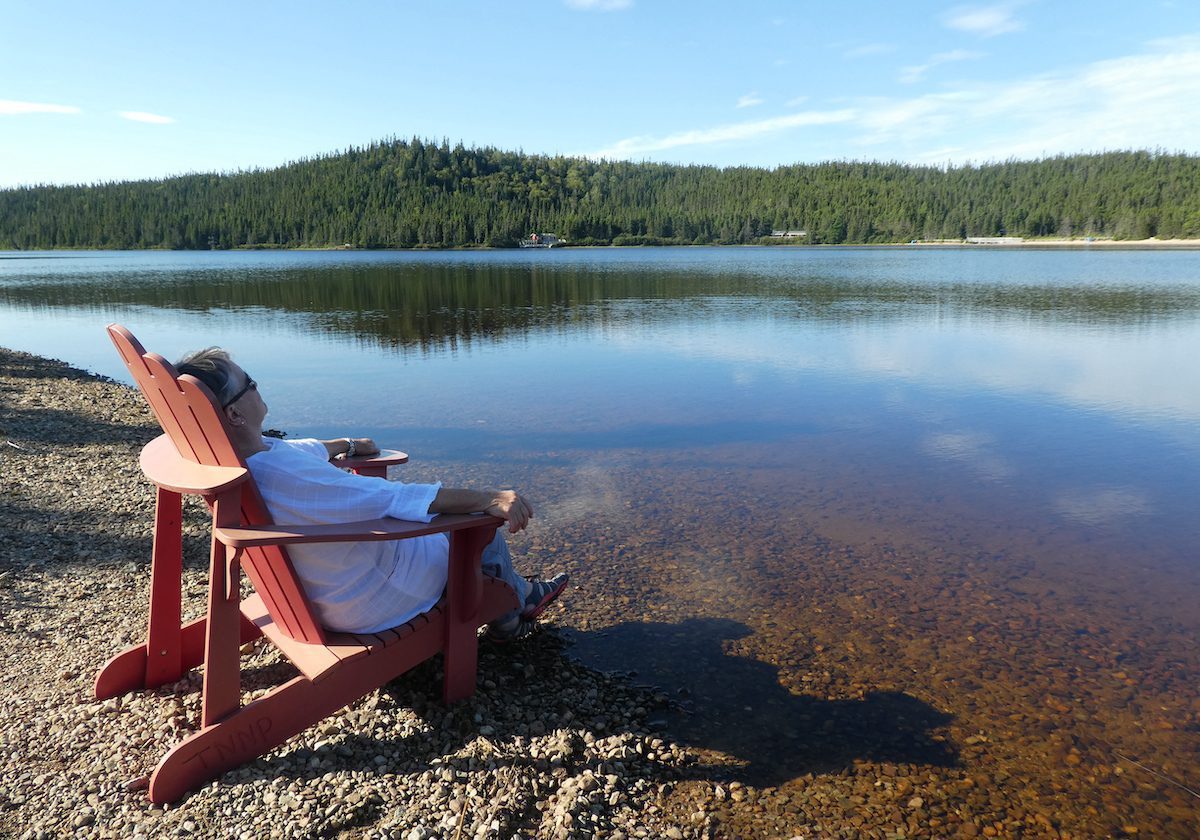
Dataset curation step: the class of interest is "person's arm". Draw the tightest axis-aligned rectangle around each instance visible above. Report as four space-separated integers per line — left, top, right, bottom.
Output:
319 437 380 459
429 488 534 533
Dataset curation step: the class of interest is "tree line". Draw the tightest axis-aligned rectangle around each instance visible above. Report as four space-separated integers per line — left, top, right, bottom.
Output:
2 139 1198 249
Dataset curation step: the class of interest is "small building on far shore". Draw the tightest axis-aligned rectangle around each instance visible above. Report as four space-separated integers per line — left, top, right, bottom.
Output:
519 233 564 248
769 230 807 238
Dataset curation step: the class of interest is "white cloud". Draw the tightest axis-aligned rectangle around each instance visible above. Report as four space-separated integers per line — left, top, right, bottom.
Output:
118 111 175 124
845 43 895 58
586 36 1200 166
0 99 81 116
943 3 1025 37
564 0 631 9
1147 33 1200 51
854 37 1200 161
855 92 974 145
736 93 764 109
785 95 809 108
899 49 983 83
586 109 856 158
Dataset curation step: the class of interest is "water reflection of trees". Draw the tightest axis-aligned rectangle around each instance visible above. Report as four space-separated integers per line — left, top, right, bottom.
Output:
2 261 1197 351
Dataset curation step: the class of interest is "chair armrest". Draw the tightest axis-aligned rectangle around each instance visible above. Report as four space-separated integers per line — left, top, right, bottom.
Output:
333 448 408 469
140 435 249 495
215 512 503 548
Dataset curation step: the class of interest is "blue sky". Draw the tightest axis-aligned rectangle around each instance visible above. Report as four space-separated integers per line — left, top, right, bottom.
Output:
3 1 1199 188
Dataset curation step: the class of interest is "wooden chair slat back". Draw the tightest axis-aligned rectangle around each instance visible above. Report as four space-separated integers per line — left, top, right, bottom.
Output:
239 532 326 643
108 326 194 455
107 324 327 644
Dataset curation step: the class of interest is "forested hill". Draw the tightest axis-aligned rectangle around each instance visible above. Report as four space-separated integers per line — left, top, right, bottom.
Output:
2 140 1199 249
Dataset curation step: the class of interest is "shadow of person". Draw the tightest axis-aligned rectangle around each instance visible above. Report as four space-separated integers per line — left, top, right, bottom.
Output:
564 617 957 788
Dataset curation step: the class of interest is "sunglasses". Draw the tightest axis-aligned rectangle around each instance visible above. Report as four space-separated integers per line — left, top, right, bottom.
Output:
222 376 257 408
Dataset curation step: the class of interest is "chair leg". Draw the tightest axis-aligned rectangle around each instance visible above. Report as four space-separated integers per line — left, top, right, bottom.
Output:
149 612 445 802
145 487 184 686
96 615 263 701
147 573 523 802
201 537 244 727
96 485 262 701
443 524 499 703
151 673 315 803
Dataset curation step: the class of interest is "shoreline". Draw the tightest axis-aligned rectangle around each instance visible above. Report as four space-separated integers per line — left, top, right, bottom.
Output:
895 236 1200 249
3 236 1200 255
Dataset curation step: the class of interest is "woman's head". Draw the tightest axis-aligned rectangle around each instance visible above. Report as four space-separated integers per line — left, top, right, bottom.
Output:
175 347 240 406
176 348 267 444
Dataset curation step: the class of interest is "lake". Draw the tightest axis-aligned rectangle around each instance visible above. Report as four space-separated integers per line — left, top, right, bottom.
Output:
2 247 1198 835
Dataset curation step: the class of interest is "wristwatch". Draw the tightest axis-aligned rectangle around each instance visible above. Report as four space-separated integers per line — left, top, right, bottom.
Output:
344 438 357 458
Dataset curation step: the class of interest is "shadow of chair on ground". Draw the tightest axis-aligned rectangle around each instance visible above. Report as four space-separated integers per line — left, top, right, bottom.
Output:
233 632 629 793
192 617 955 799
0 399 156 447
565 617 958 788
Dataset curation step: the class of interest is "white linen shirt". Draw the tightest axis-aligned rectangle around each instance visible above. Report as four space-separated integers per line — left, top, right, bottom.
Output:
246 437 446 634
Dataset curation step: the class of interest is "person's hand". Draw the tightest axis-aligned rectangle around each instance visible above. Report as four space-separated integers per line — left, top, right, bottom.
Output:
486 490 534 533
351 437 380 456
329 437 381 460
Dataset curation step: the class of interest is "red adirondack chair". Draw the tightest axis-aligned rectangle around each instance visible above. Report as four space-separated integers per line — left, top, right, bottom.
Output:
94 324 519 803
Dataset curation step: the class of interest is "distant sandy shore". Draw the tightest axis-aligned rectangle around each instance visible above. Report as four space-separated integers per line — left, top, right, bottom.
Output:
902 237 1200 249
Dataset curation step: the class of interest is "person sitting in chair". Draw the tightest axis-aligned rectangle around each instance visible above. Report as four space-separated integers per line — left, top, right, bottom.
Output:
175 348 567 642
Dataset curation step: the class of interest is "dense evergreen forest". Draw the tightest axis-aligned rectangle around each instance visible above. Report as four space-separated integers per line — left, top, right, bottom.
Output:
2 140 1198 249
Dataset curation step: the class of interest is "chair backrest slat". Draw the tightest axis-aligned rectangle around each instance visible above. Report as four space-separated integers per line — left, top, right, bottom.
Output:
108 324 327 645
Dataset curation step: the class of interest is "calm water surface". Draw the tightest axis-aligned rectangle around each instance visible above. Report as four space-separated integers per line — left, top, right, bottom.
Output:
2 248 1198 833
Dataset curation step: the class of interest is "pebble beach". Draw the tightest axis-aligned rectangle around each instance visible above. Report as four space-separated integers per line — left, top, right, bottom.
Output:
2 347 1198 839
0 349 699 840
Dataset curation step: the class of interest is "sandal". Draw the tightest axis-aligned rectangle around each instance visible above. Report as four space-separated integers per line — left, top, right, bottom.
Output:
485 615 536 644
523 573 569 620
